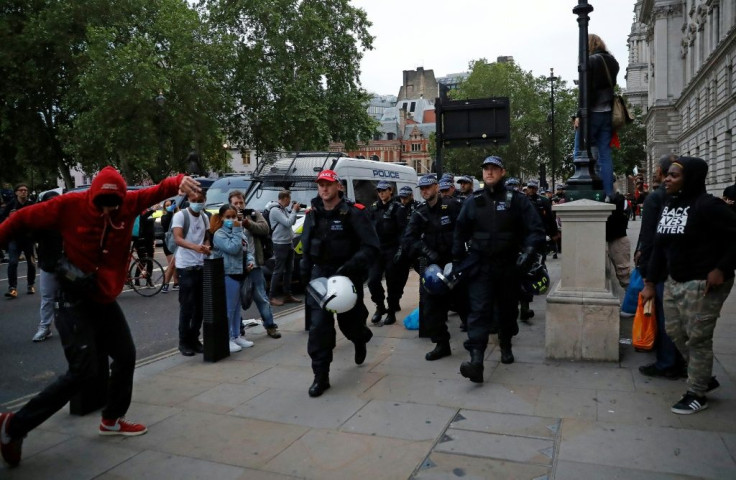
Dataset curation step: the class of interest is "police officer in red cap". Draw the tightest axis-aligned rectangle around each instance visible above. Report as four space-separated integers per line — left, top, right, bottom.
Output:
300 170 380 397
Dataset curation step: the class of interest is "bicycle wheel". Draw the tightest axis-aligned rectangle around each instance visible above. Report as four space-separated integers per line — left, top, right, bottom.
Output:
129 257 165 297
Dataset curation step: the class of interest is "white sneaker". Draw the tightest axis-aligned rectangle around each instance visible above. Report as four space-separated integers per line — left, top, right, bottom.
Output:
32 326 52 342
234 336 254 348
229 340 242 353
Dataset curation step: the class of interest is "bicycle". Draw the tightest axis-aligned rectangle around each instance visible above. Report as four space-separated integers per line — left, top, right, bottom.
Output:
126 243 166 297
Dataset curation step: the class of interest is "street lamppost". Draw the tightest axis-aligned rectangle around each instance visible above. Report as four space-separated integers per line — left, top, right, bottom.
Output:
155 92 165 170
547 67 558 191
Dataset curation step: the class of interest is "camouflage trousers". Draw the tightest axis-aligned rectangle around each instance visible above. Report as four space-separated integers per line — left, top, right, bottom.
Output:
663 276 734 395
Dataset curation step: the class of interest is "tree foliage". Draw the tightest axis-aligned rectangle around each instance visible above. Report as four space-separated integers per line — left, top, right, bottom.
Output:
439 59 577 187
203 0 377 154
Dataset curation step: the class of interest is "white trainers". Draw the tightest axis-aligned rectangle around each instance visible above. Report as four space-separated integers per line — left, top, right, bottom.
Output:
32 326 52 342
229 340 242 353
234 336 254 348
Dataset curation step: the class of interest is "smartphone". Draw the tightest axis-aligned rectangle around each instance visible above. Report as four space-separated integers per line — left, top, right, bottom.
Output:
243 208 255 217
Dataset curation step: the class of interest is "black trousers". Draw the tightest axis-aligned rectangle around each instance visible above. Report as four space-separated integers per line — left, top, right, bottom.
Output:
307 266 372 375
465 263 521 353
367 247 405 310
177 267 204 345
8 297 136 438
421 282 469 344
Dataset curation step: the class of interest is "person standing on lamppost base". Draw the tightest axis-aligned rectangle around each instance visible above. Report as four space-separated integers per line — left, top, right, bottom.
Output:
0 167 201 468
402 174 467 361
453 156 545 383
641 156 736 415
1 183 36 298
368 180 407 326
300 170 379 398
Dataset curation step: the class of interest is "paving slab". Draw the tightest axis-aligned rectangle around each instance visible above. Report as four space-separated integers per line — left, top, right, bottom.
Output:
534 386 598 421
133 373 220 407
264 429 431 480
97 450 245 480
594 388 681 428
178 382 269 413
361 373 541 415
132 410 309 469
450 410 559 440
490 362 636 391
340 399 456 441
2 436 141 480
164 357 272 383
413 451 550 480
370 350 475 380
435 428 555 466
554 460 704 480
558 418 736 479
230 387 368 429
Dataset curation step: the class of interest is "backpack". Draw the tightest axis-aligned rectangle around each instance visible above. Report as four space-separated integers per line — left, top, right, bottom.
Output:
165 209 209 255
259 205 279 260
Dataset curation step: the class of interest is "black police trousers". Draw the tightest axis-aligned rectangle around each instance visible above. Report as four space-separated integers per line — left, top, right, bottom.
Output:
421 283 469 344
8 296 135 438
464 262 521 353
368 247 405 310
307 266 372 375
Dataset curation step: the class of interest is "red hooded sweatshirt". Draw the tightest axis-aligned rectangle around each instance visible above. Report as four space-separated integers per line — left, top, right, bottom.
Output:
0 167 184 303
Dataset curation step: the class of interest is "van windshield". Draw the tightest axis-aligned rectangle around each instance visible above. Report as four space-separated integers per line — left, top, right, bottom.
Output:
246 181 316 211
205 178 253 207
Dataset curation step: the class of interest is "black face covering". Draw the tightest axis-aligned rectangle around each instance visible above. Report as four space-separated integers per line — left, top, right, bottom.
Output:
673 157 708 199
93 193 123 209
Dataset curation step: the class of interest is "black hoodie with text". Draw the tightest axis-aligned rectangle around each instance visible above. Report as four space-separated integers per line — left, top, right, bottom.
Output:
647 157 736 284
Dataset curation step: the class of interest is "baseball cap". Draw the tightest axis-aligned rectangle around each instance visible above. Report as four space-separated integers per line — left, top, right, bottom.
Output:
439 179 453 191
527 180 539 188
316 170 339 183
457 175 472 184
417 174 438 187
375 180 391 190
482 156 504 168
398 186 413 197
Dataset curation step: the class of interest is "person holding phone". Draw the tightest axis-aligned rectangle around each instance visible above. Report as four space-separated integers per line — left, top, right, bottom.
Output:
266 190 301 304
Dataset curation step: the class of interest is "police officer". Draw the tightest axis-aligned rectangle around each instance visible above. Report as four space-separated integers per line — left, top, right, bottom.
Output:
505 178 521 192
368 180 408 325
521 179 559 322
439 174 463 202
403 174 468 361
398 186 420 220
453 156 545 383
300 170 380 397
457 176 474 198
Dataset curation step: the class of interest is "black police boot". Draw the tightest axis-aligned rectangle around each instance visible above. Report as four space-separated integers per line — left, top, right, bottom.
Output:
354 328 373 365
308 373 330 397
371 305 386 325
383 310 397 325
519 302 534 324
500 343 515 364
425 341 451 361
460 350 485 383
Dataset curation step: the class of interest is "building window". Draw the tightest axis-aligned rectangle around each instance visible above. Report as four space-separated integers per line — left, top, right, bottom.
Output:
410 102 416 113
411 143 421 152
387 133 395 140
242 150 251 165
373 132 382 141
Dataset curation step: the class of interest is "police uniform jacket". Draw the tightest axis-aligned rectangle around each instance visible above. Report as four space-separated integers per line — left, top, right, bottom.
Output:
453 183 545 265
300 194 380 283
528 193 558 237
402 196 462 266
369 197 407 250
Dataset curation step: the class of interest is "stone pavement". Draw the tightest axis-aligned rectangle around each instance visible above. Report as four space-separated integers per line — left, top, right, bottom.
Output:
4 219 736 479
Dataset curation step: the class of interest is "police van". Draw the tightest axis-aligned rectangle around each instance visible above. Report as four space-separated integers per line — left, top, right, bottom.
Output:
244 152 417 281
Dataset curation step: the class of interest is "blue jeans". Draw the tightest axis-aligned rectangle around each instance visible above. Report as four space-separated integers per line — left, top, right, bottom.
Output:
7 238 36 289
225 275 243 339
177 267 204 344
248 268 276 328
574 111 614 198
39 270 58 328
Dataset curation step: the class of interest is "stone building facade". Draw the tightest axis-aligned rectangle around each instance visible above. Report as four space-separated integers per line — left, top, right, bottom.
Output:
626 0 736 193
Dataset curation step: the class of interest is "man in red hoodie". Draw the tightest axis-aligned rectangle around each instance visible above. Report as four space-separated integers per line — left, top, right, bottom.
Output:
0 167 201 468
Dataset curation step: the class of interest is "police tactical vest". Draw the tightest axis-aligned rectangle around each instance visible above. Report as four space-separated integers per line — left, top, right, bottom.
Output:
470 189 520 259
415 198 458 256
371 200 401 243
309 201 359 266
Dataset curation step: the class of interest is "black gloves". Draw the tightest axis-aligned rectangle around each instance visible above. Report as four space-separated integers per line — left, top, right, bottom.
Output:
392 248 403 264
516 246 536 272
421 244 440 264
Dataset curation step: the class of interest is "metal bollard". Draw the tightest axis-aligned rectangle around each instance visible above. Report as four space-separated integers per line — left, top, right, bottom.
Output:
202 257 230 362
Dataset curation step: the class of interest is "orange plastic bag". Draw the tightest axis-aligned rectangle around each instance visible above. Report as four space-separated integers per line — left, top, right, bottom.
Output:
632 294 656 351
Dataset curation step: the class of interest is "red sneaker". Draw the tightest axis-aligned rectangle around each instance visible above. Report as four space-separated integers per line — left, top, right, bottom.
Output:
0 412 23 467
99 417 148 436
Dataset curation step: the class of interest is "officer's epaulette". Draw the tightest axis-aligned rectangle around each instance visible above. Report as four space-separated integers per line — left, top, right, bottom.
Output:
354 203 366 210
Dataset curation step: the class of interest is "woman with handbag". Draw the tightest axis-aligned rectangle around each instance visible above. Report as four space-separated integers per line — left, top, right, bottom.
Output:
573 34 619 201
211 204 256 353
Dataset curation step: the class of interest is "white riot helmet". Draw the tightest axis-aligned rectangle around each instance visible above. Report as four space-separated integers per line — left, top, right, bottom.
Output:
307 275 358 314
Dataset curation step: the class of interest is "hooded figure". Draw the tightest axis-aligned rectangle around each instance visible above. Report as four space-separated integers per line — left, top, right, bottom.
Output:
642 156 736 415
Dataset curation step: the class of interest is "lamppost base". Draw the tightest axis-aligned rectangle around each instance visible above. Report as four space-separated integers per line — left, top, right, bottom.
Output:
564 185 606 202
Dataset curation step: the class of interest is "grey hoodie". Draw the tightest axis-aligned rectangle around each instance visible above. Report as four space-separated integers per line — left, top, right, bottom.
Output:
266 200 298 245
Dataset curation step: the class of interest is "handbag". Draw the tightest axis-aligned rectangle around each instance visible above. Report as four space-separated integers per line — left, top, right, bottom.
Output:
600 55 634 130
621 268 643 314
632 294 656 351
240 274 255 310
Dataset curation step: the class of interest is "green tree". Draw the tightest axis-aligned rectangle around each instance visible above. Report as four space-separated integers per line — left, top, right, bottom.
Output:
611 106 646 176
204 0 377 155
